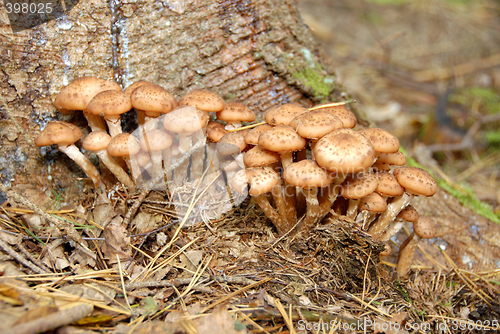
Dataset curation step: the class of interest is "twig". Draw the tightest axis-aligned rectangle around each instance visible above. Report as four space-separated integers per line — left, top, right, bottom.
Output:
0 237 46 274
16 243 51 273
4 303 93 334
0 184 82 244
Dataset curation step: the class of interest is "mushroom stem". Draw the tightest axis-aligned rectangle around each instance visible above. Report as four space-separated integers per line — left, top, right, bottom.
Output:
254 194 287 236
178 133 193 153
190 130 207 181
58 144 106 193
296 187 320 235
379 218 406 242
144 115 160 133
368 193 414 240
104 116 122 138
279 151 293 169
346 199 359 219
83 112 107 132
318 174 346 220
282 180 297 230
271 182 288 232
162 148 172 180
123 157 141 184
150 151 164 179
95 150 135 190
206 143 221 172
396 232 421 278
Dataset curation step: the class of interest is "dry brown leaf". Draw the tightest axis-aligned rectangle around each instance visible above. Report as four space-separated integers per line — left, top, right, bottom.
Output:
192 304 248 334
102 216 131 264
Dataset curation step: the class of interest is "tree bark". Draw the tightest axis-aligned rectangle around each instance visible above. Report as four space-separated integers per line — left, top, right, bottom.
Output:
0 0 347 197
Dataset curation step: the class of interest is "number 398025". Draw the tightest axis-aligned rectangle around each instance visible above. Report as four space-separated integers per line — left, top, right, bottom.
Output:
5 2 53 14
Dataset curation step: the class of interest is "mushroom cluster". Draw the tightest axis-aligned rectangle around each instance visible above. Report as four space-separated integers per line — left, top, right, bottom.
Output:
36 76 439 278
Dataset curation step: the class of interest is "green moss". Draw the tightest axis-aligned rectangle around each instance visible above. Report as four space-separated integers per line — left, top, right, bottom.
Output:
399 148 500 224
292 65 336 101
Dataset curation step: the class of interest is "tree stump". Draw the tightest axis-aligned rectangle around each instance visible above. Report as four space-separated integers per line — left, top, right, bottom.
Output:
0 0 347 197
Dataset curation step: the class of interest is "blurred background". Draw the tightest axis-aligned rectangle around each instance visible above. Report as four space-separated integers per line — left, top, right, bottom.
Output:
298 0 500 214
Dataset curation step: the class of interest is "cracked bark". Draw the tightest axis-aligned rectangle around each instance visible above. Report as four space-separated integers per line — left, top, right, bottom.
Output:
0 0 349 198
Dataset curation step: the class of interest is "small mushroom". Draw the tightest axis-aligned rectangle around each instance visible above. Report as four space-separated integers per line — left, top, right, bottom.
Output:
379 205 419 242
54 77 121 132
312 104 357 128
86 90 132 138
178 89 225 112
82 131 135 190
284 160 334 234
107 133 142 183
163 106 209 181
216 102 256 130
139 129 174 180
359 128 400 154
265 104 309 126
244 124 272 146
369 167 437 240
340 172 378 219
396 216 437 278
35 121 105 192
258 125 306 169
356 192 387 226
130 84 178 133
290 110 344 140
232 167 287 235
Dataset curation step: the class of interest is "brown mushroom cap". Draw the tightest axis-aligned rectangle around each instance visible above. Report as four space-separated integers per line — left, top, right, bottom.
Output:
377 151 406 165
397 205 419 222
245 124 272 146
313 104 357 128
341 172 378 199
413 216 437 239
178 89 225 112
207 121 228 142
264 104 309 126
313 128 376 174
258 125 306 153
246 167 280 196
359 128 400 153
393 167 438 197
216 102 256 123
231 169 249 194
376 172 405 197
289 111 344 139
107 133 141 157
123 80 154 97
162 106 209 133
243 146 280 167
130 84 178 116
359 192 387 212
86 90 132 117
35 121 83 147
82 131 112 151
54 77 122 111
217 132 247 156
284 160 334 188
140 129 174 152
135 151 152 167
